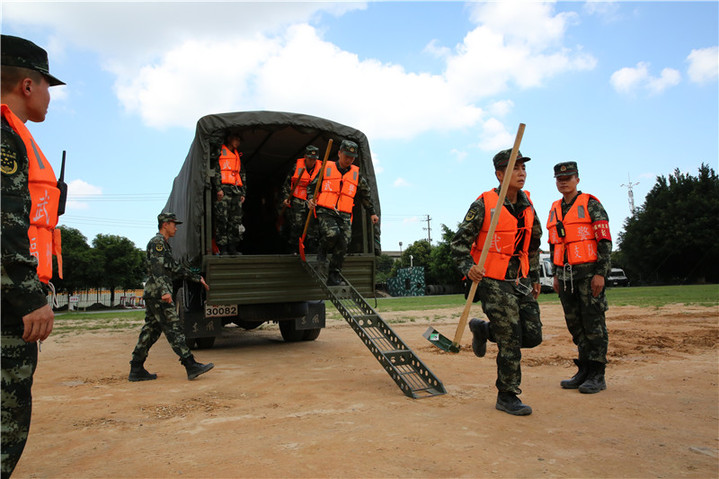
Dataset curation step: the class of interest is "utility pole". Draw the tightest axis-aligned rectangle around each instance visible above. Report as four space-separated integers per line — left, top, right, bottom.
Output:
422 214 432 244
620 174 640 214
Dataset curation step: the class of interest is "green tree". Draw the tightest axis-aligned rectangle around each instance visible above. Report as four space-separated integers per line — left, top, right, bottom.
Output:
391 239 432 277
427 224 462 286
92 234 145 305
618 163 719 284
375 253 394 284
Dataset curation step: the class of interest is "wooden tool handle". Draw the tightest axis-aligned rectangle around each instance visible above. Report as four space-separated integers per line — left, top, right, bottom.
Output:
301 139 333 238
452 123 526 347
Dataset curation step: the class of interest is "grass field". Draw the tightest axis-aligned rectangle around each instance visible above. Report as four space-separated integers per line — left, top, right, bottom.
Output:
55 284 718 331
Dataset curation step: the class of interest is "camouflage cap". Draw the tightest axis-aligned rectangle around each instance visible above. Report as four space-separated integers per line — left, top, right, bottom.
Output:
554 161 578 177
158 212 183 225
339 140 359 158
1 34 65 86
493 149 530 169
305 145 319 159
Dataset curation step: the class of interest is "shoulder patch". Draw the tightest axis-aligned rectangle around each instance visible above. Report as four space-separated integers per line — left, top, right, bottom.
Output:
1 150 18 175
155 242 164 252
464 210 476 222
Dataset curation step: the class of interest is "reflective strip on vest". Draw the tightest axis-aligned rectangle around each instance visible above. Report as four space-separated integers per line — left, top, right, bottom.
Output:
469 189 533 280
1 104 62 283
219 146 242 186
546 194 598 266
316 164 359 214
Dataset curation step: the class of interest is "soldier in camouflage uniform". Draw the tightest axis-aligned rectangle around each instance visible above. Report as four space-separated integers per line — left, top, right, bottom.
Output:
547 161 611 394
212 133 246 255
1 34 65 478
451 149 543 416
307 140 379 286
128 213 214 381
280 145 320 254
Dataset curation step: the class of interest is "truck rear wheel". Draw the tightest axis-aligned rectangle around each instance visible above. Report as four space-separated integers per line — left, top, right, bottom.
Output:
195 337 216 349
279 320 304 342
302 328 321 341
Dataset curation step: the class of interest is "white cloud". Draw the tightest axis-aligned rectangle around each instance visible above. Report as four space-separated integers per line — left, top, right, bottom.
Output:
487 100 514 117
393 177 410 188
610 62 680 95
66 179 102 210
450 148 468 163
686 46 719 84
477 118 513 152
6 2 597 141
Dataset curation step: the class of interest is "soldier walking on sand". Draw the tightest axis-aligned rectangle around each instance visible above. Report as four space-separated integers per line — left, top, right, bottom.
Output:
128 212 214 382
451 149 543 416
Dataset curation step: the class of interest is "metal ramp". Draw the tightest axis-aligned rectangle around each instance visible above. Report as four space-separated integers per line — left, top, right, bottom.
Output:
301 258 446 399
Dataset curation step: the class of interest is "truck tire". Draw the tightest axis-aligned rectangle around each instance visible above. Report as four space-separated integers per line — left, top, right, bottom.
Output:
196 337 216 349
279 320 304 342
302 328 321 341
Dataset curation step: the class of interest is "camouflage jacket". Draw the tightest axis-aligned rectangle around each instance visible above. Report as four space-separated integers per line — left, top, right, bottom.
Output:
143 233 201 300
1 115 49 326
307 161 376 216
550 191 612 280
451 189 542 283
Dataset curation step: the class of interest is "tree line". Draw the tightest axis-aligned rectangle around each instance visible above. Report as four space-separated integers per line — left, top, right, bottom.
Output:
51 226 145 306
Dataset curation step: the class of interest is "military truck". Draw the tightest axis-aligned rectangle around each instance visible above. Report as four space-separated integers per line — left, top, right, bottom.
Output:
163 111 381 348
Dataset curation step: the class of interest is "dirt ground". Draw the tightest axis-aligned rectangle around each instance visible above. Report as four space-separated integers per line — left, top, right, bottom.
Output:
12 302 719 479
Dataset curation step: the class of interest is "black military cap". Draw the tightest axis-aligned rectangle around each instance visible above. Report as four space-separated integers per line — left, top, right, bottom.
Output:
305 145 319 159
339 140 359 158
493 148 530 169
554 161 579 178
158 212 183 225
1 34 65 86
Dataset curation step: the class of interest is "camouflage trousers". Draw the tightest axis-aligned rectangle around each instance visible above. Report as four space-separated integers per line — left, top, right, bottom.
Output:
1 326 37 478
316 208 352 273
557 275 609 363
477 277 542 395
214 187 244 248
289 198 318 254
131 299 191 363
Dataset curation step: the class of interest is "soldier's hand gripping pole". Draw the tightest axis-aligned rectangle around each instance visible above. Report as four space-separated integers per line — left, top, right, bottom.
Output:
299 139 332 261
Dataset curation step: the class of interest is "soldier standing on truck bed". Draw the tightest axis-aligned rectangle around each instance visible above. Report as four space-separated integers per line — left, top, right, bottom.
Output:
308 140 379 286
128 212 214 382
281 145 321 254
213 132 246 255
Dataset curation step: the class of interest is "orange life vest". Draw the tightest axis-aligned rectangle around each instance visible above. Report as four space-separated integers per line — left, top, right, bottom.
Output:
316 163 359 214
547 193 598 266
1 104 62 284
469 189 534 280
290 157 320 201
219 145 242 186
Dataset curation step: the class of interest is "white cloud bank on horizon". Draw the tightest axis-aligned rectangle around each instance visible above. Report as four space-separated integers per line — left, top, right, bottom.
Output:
66 179 102 211
6 2 595 143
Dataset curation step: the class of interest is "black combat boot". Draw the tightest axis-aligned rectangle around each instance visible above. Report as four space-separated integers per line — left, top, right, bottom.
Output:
128 360 157 382
468 318 489 358
578 361 606 394
560 359 589 389
180 355 214 380
227 244 238 255
327 270 345 286
495 392 532 416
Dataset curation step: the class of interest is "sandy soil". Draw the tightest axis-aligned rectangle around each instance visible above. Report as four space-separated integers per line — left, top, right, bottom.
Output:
12 302 719 479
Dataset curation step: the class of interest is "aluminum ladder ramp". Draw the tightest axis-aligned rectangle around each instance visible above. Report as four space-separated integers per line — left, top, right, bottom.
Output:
301 259 446 399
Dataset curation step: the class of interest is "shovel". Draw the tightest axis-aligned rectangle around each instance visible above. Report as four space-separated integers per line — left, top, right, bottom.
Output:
424 123 526 353
299 139 333 261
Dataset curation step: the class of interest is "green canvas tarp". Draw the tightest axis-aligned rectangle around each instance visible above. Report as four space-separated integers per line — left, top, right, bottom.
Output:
163 111 381 261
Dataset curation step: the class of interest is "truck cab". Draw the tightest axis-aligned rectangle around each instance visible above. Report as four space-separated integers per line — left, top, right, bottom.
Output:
164 111 381 348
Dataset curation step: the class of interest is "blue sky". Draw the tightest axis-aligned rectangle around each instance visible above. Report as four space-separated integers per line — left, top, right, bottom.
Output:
3 1 717 253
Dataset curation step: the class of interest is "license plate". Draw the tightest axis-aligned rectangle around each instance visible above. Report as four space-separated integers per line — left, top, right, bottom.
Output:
205 304 238 318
